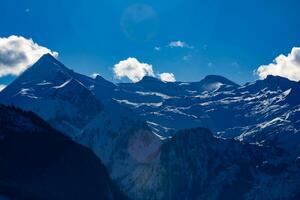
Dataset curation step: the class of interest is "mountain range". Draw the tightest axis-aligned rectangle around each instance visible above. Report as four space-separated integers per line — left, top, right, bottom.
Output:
1 54 300 199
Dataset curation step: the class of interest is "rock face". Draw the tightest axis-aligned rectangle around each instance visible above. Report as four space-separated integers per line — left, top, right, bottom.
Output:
158 128 300 200
0 105 127 200
1 54 300 200
103 127 300 200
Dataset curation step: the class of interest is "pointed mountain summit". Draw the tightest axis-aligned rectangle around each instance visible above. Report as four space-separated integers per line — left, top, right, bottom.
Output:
0 54 73 99
19 53 72 83
92 74 116 91
0 53 118 102
36 53 59 64
0 55 104 135
28 53 67 74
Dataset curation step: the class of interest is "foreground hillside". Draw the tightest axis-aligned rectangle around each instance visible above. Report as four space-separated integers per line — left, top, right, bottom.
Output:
0 105 127 200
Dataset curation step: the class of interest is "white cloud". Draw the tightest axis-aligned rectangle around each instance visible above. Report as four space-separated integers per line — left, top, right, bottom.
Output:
159 72 176 82
168 41 193 49
256 47 300 81
0 35 58 78
0 84 6 91
113 57 154 82
154 46 160 51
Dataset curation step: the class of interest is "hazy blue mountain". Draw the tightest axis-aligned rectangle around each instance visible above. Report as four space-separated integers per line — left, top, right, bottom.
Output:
0 105 127 200
1 54 300 199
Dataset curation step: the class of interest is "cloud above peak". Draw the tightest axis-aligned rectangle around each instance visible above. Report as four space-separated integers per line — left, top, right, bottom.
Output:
159 72 176 82
113 57 155 82
113 57 177 83
0 35 58 78
256 47 300 81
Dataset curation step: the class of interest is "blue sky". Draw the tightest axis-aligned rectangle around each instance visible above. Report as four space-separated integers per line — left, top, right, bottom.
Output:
1 0 300 85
